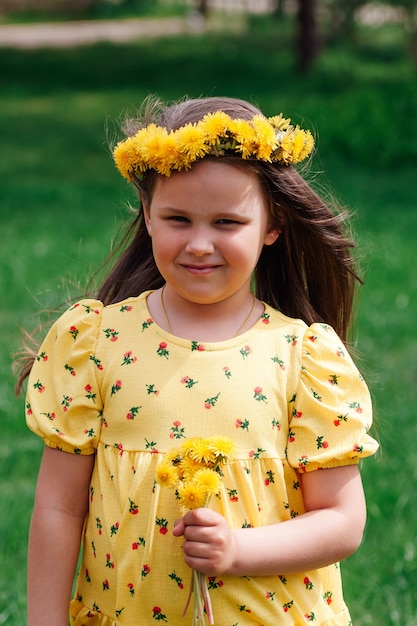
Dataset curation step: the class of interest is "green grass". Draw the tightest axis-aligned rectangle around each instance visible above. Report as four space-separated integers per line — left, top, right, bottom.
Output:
1 17 417 624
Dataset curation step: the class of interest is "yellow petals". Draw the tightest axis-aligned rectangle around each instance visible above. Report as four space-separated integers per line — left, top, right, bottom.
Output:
193 468 222 497
177 482 208 510
207 435 237 460
113 110 314 179
156 435 235 511
155 460 180 489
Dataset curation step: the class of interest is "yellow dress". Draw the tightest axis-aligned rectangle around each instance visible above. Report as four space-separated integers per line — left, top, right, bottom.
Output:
26 291 378 626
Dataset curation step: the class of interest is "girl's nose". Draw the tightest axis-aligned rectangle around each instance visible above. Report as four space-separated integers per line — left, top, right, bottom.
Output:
185 228 215 256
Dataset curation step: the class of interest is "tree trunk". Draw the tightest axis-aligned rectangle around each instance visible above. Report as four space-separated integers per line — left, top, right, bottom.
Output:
296 0 318 73
197 0 209 17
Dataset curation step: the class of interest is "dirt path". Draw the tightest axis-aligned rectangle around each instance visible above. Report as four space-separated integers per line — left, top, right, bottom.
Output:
0 16 195 49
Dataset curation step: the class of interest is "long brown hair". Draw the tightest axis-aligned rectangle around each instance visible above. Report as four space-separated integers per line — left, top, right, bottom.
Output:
16 95 360 392
99 96 359 337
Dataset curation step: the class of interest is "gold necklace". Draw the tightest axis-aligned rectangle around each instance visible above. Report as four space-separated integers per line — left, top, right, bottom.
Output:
160 286 257 338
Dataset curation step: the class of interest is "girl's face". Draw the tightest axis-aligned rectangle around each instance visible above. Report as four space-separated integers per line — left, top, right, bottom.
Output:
144 160 279 307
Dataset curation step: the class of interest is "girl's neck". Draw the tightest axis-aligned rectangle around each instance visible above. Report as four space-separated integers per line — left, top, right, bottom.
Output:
147 286 263 342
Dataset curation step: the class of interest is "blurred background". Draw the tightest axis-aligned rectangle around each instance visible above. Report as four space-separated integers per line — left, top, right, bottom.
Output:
1 1 416 623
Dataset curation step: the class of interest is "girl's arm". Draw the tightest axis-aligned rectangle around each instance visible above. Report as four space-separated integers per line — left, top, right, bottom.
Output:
173 464 366 577
28 446 94 626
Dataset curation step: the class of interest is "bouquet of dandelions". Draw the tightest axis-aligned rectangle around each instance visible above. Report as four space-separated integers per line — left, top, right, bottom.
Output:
156 436 236 625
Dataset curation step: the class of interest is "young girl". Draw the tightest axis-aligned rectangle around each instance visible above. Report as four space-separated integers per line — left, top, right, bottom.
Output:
21 95 378 626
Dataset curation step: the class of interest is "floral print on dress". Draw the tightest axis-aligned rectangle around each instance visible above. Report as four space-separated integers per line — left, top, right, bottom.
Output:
25 293 377 626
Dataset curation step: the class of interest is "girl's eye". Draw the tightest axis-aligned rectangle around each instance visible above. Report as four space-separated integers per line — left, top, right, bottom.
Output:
168 215 189 223
217 219 240 225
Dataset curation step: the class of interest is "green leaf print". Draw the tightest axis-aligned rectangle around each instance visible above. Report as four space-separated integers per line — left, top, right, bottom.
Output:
204 392 220 409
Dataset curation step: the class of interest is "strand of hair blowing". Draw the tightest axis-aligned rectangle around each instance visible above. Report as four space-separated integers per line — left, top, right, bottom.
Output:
255 166 360 343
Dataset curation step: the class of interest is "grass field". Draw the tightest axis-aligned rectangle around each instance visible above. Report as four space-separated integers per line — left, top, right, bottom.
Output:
1 15 416 625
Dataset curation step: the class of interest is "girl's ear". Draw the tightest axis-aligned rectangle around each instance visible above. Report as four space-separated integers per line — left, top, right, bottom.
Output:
143 203 152 236
264 227 280 246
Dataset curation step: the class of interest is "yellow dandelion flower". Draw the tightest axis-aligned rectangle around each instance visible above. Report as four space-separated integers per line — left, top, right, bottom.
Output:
232 119 257 158
155 460 180 489
177 481 208 510
113 137 140 180
293 129 314 163
277 131 295 165
289 128 309 162
136 125 170 171
207 436 236 461
268 114 291 131
179 456 205 481
163 447 181 464
251 115 278 161
200 111 232 145
181 438 216 464
175 123 209 160
193 468 222 497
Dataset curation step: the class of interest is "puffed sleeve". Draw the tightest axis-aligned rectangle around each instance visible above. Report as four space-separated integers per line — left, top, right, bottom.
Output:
287 322 378 473
25 299 104 455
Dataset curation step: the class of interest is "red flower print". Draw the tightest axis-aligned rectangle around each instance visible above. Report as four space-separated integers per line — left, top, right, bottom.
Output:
227 488 239 502
291 408 302 419
235 418 249 430
334 413 348 427
127 582 135 596
85 384 96 402
180 375 198 388
240 345 252 358
169 571 184 588
69 326 79 341
272 355 285 369
156 517 168 534
157 342 169 358
111 379 122 396
304 576 313 590
142 317 154 331
141 564 151 579
316 436 329 449
121 351 137 366
253 387 268 403
129 498 139 515
208 576 224 589
285 334 298 346
328 374 339 385
120 305 133 312
261 312 270 324
132 536 146 550
126 406 141 420
249 447 266 459
298 455 309 471
152 606 167 621
323 591 333 605
33 379 45 393
103 327 119 341
103 579 110 591
61 395 73 411
204 392 220 409
170 421 185 439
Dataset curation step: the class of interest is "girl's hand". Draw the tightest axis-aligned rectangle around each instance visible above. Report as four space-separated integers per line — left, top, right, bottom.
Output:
173 508 237 576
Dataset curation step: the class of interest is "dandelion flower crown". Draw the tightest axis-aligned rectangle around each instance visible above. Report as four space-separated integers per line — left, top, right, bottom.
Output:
113 110 314 180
